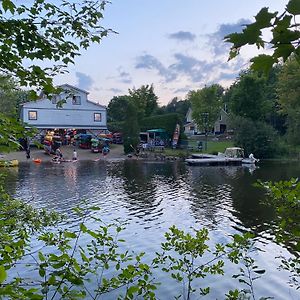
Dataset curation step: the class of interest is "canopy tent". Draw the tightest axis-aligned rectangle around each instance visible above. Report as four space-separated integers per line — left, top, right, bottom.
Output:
146 129 168 140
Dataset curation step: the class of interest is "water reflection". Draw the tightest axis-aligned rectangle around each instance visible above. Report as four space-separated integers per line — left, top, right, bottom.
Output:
1 159 299 299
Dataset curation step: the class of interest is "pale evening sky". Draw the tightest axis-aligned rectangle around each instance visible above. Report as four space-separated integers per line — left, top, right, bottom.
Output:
54 0 287 107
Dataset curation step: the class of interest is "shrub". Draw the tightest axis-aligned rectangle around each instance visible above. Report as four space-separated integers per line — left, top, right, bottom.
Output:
231 116 278 158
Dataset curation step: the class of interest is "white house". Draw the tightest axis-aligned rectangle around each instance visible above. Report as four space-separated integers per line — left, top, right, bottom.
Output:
20 84 107 135
184 107 230 135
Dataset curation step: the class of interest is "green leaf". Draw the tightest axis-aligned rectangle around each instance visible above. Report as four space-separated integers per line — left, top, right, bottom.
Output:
0 266 7 283
4 245 13 253
64 231 77 239
250 54 276 75
89 206 101 211
255 7 277 28
286 0 300 15
273 43 295 61
38 251 45 262
39 267 45 277
253 269 266 274
48 275 56 285
2 0 16 13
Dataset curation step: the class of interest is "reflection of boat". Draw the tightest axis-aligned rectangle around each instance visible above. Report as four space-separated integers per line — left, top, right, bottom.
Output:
243 163 258 174
0 159 19 167
186 147 259 166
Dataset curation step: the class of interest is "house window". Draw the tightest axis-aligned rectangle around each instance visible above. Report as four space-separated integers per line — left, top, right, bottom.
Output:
189 126 195 131
219 115 222 121
72 95 81 105
94 113 101 122
52 95 60 104
28 110 37 120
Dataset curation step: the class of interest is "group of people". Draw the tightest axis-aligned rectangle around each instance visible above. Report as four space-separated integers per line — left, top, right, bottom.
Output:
52 148 78 163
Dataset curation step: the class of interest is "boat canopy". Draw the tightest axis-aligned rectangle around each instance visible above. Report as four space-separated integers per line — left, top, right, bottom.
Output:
224 147 244 158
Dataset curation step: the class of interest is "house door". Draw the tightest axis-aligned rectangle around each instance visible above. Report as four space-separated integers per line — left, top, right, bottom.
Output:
220 124 226 133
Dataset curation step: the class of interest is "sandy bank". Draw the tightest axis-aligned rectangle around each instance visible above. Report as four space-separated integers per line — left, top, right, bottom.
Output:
1 144 127 163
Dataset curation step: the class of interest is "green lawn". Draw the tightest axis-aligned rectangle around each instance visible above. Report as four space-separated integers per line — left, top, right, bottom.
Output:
188 139 234 154
163 140 234 157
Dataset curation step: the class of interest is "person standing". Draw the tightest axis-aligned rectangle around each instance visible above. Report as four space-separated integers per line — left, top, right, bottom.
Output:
73 149 78 161
24 137 30 159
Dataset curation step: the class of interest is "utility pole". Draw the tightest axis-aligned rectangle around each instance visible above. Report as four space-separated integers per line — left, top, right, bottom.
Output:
202 112 209 151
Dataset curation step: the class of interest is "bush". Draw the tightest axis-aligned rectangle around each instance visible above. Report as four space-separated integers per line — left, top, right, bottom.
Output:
232 116 279 158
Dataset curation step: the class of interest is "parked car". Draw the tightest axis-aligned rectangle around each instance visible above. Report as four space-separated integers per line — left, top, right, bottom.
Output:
78 134 92 149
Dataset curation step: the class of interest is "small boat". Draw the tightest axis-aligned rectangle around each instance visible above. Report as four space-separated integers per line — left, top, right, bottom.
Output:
0 159 19 167
186 147 259 166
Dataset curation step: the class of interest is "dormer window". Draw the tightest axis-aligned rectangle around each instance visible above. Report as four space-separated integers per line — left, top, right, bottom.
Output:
72 95 81 105
52 95 60 104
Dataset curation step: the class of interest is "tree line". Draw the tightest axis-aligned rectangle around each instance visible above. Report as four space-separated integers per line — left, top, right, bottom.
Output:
107 56 300 158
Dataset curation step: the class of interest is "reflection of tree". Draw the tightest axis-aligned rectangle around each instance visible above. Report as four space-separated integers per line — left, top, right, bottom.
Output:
187 166 240 229
230 162 300 243
108 160 188 221
11 161 107 213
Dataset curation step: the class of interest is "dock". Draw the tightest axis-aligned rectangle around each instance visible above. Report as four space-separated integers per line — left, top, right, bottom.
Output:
186 157 243 166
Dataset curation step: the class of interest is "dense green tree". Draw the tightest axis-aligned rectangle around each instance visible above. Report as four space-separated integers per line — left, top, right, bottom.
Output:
188 84 223 132
225 0 300 74
158 97 190 121
128 84 158 120
0 76 29 118
123 102 140 154
277 58 300 145
232 116 278 158
107 95 131 122
227 71 273 122
0 0 112 96
140 113 183 138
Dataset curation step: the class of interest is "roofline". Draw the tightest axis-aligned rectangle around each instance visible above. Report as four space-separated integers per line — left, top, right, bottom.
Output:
58 84 89 94
87 99 106 109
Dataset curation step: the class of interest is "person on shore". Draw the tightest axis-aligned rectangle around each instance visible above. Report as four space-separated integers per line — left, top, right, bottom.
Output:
56 148 63 160
102 144 110 156
23 137 31 159
73 149 77 161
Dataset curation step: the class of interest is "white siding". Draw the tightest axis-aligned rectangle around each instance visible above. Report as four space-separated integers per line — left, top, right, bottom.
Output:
21 85 107 129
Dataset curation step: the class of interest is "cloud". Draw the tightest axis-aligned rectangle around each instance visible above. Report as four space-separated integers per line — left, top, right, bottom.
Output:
75 72 94 91
118 70 132 84
135 54 177 82
107 68 133 84
174 86 192 94
218 72 238 81
135 50 247 87
207 18 251 56
168 31 196 42
109 88 123 93
170 53 228 83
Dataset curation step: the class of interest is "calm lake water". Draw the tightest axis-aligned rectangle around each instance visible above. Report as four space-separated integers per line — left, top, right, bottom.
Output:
1 159 300 299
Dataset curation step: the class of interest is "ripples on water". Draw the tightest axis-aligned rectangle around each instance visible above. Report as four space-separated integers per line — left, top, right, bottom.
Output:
1 160 300 299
